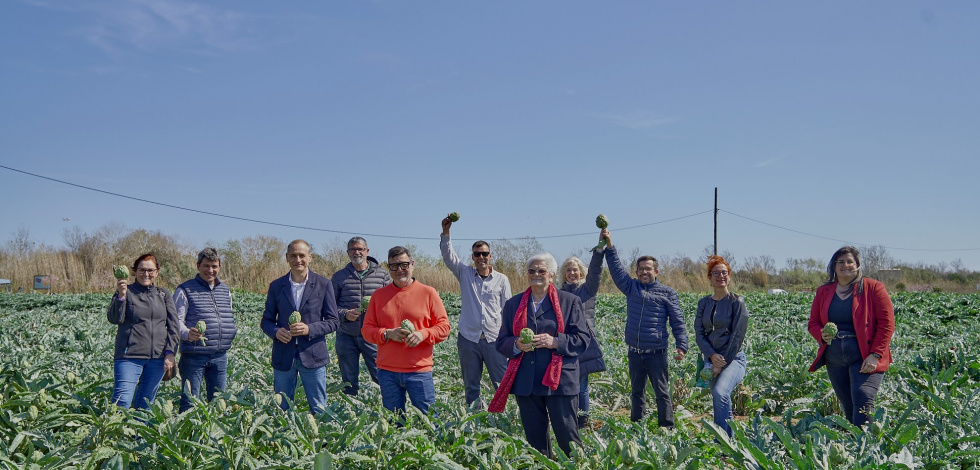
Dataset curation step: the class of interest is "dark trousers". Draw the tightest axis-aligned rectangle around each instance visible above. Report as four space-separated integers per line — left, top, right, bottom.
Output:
515 394 581 458
457 334 507 407
177 351 228 413
824 337 884 426
628 349 673 427
335 332 379 396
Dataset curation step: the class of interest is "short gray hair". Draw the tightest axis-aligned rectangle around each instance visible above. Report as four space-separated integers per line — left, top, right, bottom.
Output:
347 237 367 249
526 252 558 276
197 247 220 265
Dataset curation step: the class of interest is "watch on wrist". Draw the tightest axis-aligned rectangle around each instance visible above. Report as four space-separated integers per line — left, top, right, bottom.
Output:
871 353 882 359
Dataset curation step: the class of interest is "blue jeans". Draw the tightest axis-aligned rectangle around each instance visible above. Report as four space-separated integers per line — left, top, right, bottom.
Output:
273 358 327 415
579 374 590 414
178 351 228 413
377 369 435 414
825 337 884 426
457 334 507 407
709 351 747 437
112 358 166 410
335 332 379 396
628 349 673 426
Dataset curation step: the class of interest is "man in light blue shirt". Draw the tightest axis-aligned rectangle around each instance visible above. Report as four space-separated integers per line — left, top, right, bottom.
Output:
441 216 512 408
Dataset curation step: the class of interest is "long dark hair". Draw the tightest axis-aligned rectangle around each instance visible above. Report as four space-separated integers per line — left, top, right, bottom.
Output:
825 245 864 295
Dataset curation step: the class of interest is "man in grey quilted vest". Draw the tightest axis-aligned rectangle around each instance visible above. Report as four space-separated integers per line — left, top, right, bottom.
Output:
173 247 238 412
331 237 391 396
600 229 688 428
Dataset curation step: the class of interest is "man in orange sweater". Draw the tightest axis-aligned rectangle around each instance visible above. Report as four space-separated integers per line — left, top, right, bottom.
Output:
362 246 451 414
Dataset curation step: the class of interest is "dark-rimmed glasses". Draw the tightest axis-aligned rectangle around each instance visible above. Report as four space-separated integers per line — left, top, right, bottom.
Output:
388 261 412 272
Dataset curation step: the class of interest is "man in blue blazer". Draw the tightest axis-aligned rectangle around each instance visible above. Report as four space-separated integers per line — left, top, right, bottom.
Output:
261 239 339 414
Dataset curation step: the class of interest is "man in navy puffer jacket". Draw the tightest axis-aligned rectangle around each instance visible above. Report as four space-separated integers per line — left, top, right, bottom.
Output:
331 237 391 396
600 229 688 427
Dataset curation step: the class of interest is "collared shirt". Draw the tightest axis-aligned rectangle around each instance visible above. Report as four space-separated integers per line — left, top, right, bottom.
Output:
441 234 512 343
289 272 308 310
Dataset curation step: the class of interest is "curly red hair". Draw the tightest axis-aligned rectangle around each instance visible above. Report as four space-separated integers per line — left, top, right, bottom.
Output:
706 255 731 278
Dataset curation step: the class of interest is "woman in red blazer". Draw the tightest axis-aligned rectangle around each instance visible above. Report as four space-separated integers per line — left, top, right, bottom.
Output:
808 246 895 426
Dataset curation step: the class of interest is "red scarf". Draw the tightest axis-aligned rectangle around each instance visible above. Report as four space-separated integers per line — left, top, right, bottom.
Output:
489 284 564 413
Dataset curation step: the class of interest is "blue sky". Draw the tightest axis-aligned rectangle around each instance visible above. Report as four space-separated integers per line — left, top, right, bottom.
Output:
2 1 979 271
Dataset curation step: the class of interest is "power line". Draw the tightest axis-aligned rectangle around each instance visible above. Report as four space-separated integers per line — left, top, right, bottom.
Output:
0 164 707 242
720 209 980 252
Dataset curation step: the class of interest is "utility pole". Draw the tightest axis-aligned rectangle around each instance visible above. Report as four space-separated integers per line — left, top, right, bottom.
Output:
714 187 718 256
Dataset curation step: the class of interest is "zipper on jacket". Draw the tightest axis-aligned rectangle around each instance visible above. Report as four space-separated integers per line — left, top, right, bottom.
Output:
637 291 645 347
209 288 220 349
149 286 156 359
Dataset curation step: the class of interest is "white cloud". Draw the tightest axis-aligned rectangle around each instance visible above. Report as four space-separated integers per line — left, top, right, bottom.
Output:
595 112 677 131
594 112 680 137
754 157 780 168
28 0 287 55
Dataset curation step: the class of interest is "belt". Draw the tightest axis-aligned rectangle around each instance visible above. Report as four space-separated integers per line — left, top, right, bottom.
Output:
835 332 857 339
628 346 667 354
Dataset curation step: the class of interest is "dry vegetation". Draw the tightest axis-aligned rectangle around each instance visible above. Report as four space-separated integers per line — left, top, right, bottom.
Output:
1 224 977 295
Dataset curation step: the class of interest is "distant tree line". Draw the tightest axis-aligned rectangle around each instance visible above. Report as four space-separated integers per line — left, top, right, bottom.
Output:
1 224 977 295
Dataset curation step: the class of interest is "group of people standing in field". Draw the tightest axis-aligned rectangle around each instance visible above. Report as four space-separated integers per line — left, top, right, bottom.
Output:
106 217 895 458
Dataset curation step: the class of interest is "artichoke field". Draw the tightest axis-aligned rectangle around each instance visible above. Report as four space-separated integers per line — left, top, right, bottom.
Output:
0 291 978 469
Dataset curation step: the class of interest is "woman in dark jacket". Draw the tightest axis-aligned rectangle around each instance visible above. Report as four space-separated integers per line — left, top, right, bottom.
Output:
490 252 590 458
694 255 748 437
808 246 895 426
559 251 605 429
107 253 180 409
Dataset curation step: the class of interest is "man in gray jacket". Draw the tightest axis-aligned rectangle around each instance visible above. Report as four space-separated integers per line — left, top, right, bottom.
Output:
331 237 391 396
441 216 511 408
173 247 238 412
600 228 688 427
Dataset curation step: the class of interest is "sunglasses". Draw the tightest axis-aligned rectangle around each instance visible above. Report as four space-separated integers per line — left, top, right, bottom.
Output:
472 251 491 258
527 268 550 276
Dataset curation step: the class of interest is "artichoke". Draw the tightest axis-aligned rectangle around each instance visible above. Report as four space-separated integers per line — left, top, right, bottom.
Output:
823 322 838 338
196 320 208 346
592 214 609 251
289 311 301 325
520 328 535 351
666 444 678 464
700 364 713 382
112 265 129 280
360 295 371 312
595 214 609 229
448 212 461 222
829 442 850 466
401 319 416 333
621 440 640 465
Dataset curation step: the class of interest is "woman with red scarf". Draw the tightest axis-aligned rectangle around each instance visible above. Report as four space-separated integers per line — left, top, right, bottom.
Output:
808 246 895 426
491 252 591 458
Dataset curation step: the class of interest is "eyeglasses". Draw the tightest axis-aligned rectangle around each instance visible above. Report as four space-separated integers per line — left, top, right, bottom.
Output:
710 270 729 277
527 268 550 276
348 247 367 253
388 261 412 272
836 260 857 266
472 251 491 258
137 269 158 274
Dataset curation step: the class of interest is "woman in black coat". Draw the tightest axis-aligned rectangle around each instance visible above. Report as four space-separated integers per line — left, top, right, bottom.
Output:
559 251 606 429
490 252 590 458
